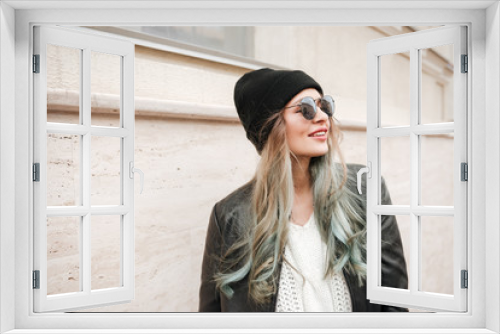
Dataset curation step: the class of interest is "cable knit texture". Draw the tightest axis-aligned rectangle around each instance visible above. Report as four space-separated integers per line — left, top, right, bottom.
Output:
275 213 353 312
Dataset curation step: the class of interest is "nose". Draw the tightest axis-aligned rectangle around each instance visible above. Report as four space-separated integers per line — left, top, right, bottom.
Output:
313 103 329 123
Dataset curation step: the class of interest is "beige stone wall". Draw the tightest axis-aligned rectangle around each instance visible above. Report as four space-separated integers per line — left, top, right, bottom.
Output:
135 46 244 106
45 26 455 312
254 26 453 125
254 26 382 123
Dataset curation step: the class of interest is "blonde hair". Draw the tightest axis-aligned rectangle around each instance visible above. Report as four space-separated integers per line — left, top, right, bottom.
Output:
214 111 367 304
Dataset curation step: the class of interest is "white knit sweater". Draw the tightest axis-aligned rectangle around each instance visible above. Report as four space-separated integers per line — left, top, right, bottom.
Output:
275 213 353 312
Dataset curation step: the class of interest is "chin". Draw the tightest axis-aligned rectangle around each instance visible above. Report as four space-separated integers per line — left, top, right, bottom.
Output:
310 151 328 158
312 145 330 157
304 148 330 158
292 144 330 158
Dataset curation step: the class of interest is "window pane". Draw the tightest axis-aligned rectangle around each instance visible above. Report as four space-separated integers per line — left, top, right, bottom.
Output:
91 51 121 127
47 216 81 295
380 51 410 126
47 44 81 124
91 215 121 290
47 133 80 206
420 216 454 294
381 215 410 290
380 136 410 205
420 44 454 124
420 134 454 206
91 136 121 205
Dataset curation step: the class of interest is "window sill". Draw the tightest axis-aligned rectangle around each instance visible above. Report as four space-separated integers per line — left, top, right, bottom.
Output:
4 329 498 334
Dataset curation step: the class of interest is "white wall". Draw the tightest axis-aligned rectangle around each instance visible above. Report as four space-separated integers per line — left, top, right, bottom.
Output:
485 2 500 333
6 4 494 331
0 2 16 333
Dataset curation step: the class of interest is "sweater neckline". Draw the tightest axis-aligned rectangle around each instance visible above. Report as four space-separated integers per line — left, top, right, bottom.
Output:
289 212 314 230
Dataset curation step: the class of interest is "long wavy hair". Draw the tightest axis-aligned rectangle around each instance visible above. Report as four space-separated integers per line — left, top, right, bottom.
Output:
213 109 367 305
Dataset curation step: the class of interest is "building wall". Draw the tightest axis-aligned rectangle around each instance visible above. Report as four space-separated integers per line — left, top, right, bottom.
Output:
45 26 455 312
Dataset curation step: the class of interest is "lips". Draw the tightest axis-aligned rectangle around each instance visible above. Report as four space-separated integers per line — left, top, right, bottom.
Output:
308 128 328 137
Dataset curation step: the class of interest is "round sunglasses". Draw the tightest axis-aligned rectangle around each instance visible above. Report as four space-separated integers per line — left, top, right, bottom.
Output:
284 95 335 120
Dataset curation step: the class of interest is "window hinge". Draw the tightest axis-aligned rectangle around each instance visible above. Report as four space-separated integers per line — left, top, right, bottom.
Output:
461 270 468 289
33 163 40 182
461 54 468 73
33 54 40 73
33 270 40 289
461 162 468 181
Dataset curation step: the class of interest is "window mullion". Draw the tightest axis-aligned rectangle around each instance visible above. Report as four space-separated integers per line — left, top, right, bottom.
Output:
82 213 91 294
454 25 468 311
45 123 130 137
373 205 454 216
410 47 420 295
34 27 49 302
45 206 128 216
82 46 91 295
121 49 135 295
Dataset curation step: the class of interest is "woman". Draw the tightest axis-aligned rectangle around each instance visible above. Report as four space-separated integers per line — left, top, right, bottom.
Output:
199 68 408 312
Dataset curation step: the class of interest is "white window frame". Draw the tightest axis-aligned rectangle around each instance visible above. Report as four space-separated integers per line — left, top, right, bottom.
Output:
366 26 468 312
33 25 136 312
0 1 498 333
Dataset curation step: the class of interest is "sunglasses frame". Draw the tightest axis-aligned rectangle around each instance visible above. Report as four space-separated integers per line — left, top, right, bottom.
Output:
284 95 335 120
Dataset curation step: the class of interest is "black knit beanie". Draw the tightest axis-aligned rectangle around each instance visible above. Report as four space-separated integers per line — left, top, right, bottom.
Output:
233 68 323 153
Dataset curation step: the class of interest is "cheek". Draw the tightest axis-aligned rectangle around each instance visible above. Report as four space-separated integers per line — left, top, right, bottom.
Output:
285 125 309 152
285 122 302 141
285 118 307 137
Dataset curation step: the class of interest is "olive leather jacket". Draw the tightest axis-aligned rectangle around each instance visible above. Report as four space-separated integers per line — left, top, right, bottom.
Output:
199 163 409 312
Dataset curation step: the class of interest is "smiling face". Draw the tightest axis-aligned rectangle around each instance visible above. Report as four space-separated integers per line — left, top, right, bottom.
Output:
283 88 331 159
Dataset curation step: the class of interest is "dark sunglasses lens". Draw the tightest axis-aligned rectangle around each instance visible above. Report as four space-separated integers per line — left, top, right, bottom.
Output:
301 97 316 120
321 96 335 116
